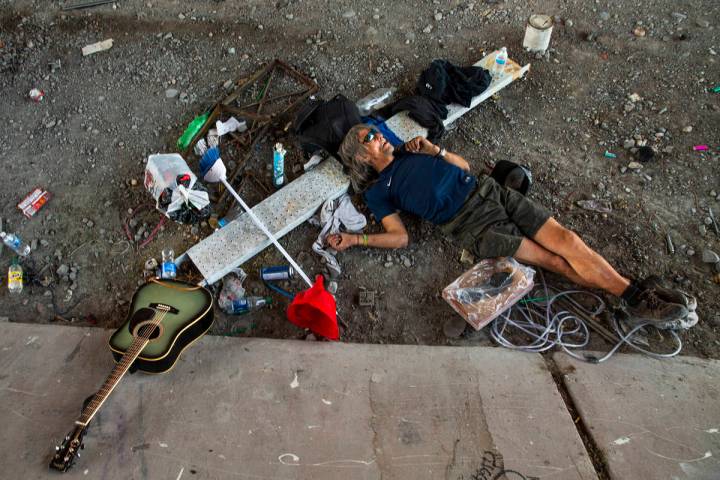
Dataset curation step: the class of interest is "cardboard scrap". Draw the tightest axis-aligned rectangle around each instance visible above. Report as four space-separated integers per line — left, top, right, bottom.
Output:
82 38 114 56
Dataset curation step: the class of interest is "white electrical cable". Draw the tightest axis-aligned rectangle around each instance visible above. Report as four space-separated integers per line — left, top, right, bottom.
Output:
489 271 682 363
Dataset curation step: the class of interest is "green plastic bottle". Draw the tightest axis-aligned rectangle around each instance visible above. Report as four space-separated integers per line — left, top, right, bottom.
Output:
176 111 211 151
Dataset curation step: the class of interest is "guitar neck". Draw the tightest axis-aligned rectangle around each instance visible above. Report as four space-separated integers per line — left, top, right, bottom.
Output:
76 334 150 426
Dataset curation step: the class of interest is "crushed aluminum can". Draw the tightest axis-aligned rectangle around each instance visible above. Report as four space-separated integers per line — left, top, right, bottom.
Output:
29 88 45 102
17 188 51 218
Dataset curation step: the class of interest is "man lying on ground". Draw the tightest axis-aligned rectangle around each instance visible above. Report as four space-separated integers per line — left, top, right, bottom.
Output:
330 124 695 327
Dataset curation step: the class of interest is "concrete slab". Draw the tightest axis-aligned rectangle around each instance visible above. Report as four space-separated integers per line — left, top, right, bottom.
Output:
554 353 720 479
1 322 596 479
183 157 349 285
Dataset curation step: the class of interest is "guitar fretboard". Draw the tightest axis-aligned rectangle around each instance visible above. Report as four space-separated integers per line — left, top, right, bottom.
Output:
77 307 169 426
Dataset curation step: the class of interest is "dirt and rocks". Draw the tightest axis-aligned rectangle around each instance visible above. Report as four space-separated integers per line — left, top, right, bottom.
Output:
0 0 718 358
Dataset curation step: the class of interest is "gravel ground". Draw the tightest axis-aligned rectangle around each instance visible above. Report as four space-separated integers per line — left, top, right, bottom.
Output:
1 0 718 358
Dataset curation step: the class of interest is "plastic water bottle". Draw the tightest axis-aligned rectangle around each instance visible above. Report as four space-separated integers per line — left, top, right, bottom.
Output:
356 87 397 116
225 296 272 315
492 47 508 78
1 232 31 257
8 258 23 294
160 249 177 279
273 143 286 188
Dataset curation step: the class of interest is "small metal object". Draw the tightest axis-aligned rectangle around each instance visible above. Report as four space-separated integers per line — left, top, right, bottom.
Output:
261 265 294 282
666 233 675 254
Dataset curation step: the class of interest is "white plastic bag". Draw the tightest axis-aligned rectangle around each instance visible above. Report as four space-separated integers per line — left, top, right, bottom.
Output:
442 257 535 330
144 153 211 223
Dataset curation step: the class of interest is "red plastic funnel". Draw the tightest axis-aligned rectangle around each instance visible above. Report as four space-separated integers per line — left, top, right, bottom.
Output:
287 275 338 340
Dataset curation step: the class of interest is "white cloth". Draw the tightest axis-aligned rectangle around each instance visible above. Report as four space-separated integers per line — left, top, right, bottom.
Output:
311 194 366 276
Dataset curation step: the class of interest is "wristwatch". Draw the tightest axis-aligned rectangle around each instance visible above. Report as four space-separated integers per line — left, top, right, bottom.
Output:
436 146 447 158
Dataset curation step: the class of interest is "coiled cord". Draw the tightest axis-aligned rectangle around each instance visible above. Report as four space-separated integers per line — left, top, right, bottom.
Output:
489 272 682 363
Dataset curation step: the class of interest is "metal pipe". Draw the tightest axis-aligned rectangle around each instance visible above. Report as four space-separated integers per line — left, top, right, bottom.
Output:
220 177 313 287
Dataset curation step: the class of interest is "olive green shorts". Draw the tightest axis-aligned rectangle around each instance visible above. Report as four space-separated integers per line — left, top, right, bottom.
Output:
440 176 551 259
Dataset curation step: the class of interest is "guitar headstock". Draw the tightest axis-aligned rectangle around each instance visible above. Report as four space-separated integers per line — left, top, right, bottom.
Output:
49 425 86 472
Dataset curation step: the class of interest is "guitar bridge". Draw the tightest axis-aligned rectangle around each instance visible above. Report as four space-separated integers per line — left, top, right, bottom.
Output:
149 303 179 315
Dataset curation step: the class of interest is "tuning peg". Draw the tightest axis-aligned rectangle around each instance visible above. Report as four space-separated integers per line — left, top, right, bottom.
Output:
55 446 60 451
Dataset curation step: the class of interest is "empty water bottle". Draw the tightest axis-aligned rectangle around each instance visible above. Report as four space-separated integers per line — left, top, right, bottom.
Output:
1 232 31 257
356 87 397 116
491 47 508 78
8 258 23 294
224 296 272 315
160 249 177 279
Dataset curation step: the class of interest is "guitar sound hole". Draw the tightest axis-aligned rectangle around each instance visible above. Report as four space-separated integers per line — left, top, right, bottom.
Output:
128 307 163 341
132 321 163 340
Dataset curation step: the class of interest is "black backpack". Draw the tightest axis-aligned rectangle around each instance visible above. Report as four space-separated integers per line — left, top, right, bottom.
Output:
293 94 362 158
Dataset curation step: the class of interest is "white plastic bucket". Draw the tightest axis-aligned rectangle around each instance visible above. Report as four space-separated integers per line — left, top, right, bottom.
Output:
523 14 553 53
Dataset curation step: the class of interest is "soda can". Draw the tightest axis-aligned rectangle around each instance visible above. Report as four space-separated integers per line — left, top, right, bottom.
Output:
261 265 294 282
29 88 45 102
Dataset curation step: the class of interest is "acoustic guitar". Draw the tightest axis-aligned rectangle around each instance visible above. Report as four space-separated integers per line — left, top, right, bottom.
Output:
49 279 213 472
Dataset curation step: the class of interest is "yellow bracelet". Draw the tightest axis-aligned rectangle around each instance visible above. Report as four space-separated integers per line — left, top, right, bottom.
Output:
362 234 369 247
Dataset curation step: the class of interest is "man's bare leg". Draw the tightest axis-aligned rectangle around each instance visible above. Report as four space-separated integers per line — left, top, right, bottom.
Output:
513 237 591 288
531 218 630 297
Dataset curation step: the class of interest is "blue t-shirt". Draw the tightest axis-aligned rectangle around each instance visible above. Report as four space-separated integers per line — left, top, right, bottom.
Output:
363 152 476 224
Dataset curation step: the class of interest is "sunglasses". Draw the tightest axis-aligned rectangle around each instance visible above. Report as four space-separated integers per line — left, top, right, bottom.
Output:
362 128 379 144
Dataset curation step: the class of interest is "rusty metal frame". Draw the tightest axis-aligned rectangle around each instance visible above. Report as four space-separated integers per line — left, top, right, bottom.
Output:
178 59 318 216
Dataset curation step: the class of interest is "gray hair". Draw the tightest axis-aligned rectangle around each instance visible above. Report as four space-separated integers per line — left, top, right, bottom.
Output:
338 124 376 193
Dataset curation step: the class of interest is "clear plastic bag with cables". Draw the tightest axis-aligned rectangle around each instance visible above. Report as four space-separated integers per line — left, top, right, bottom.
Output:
442 257 535 330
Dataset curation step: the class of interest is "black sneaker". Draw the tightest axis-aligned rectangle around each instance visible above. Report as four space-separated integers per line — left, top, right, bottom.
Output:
621 289 688 326
639 275 697 311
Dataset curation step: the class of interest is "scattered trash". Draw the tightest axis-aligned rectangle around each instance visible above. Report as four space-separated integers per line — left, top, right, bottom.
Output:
260 265 295 282
576 199 612 214
1 232 31 257
160 249 177 279
628 93 642 103
144 153 211 224
222 296 272 315
693 145 709 151
627 161 643 169
17 187 51 218
8 257 23 294
303 153 323 171
28 88 44 102
177 111 211 151
272 143 286 187
666 233 675 255
603 150 617 159
356 87 397 116
636 146 655 162
442 257 535 331
62 0 116 11
215 116 247 137
491 46 509 78
327 280 338 295
81 38 114 57
144 258 158 271
358 289 376 307
523 14 554 53
208 214 228 230
633 26 647 37
218 268 248 313
713 85 720 93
